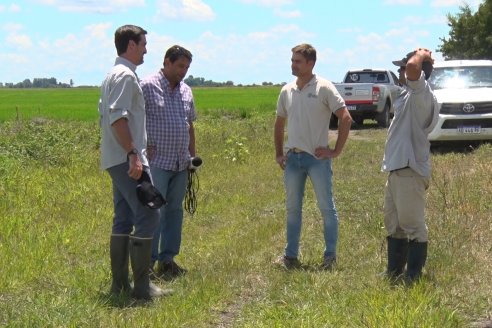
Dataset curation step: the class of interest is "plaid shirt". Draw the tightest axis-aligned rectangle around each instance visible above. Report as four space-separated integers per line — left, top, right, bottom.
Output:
141 70 196 171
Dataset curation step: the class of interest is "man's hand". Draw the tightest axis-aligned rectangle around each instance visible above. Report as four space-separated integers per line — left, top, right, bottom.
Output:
415 48 434 64
315 146 340 159
276 155 286 170
127 154 143 180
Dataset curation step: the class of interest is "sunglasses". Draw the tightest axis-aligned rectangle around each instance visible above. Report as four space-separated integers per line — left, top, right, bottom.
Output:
398 67 406 74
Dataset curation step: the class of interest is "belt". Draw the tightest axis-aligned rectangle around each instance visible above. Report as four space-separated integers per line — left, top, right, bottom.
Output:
291 148 305 153
390 166 410 172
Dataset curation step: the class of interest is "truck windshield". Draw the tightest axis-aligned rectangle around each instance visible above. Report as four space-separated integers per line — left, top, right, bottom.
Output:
429 66 492 89
344 72 389 83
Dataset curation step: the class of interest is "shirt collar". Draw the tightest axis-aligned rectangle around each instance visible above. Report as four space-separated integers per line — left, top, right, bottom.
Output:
115 56 137 73
291 74 317 91
159 69 183 90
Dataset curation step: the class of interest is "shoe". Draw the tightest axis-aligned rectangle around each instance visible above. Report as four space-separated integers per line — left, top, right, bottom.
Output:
321 256 336 270
156 260 187 279
274 255 301 270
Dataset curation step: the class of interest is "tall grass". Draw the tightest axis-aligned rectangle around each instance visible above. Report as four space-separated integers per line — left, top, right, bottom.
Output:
0 89 491 327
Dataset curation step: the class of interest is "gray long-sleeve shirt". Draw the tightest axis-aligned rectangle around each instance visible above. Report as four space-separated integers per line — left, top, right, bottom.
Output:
382 71 439 177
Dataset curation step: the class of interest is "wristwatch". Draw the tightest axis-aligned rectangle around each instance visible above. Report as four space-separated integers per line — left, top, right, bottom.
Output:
127 148 138 158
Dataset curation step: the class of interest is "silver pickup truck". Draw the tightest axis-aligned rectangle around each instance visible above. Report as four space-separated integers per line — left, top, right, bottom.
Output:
334 69 401 127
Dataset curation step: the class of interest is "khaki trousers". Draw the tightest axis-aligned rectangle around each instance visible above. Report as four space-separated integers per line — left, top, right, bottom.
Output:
384 168 430 242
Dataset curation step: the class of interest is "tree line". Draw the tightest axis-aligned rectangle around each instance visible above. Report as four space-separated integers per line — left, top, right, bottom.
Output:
0 78 73 89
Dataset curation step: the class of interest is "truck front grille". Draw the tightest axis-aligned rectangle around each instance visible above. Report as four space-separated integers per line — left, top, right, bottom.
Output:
440 102 492 114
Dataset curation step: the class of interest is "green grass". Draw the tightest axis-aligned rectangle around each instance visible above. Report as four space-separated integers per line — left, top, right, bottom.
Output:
0 86 280 122
0 88 101 121
0 89 491 327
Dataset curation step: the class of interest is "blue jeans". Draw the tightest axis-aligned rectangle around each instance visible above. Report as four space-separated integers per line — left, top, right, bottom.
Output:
284 151 338 259
107 163 159 238
150 167 188 263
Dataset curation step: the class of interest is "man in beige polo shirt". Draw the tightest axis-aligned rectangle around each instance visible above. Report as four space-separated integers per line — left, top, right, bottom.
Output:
382 48 439 283
274 43 352 270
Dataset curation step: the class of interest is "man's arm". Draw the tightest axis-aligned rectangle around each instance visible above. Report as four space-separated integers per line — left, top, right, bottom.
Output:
188 121 196 158
274 115 286 169
406 48 434 81
314 107 352 159
112 118 142 180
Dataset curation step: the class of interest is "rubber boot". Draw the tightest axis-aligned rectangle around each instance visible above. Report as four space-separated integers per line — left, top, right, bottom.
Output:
110 234 131 294
386 236 408 279
129 236 172 300
405 240 428 284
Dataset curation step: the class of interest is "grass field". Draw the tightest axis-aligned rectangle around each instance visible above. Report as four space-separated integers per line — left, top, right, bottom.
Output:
0 88 491 327
0 86 280 122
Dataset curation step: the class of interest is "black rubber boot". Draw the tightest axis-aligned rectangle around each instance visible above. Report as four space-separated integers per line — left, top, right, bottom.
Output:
110 234 131 294
129 236 172 300
405 240 428 284
386 236 408 279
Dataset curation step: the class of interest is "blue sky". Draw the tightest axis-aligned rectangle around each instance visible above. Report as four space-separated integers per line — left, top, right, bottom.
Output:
0 0 483 86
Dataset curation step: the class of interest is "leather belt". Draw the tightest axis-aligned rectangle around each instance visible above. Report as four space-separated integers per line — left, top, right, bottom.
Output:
390 166 410 172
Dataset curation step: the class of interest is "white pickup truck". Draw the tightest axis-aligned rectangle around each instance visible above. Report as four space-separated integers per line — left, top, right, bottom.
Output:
334 69 401 127
427 60 492 143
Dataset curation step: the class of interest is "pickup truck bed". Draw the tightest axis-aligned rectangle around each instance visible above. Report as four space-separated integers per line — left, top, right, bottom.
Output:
334 69 401 127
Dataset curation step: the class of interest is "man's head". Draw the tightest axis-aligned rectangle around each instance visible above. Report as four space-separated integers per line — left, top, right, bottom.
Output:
291 43 316 78
392 50 433 82
114 25 147 65
163 45 193 86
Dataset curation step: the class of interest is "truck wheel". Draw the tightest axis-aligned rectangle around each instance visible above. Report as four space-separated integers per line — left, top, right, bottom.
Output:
376 102 390 128
353 117 364 125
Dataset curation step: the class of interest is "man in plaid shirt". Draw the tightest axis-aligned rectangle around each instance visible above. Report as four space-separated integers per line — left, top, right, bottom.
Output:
140 45 196 279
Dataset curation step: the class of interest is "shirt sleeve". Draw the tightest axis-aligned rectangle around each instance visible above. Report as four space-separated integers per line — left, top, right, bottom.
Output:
108 74 135 125
323 82 346 113
276 88 287 117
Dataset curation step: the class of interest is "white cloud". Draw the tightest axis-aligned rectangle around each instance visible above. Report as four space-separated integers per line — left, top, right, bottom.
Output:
240 0 293 6
431 0 482 8
2 23 24 32
0 3 21 12
84 23 113 40
33 0 144 13
154 0 215 21
9 4 21 12
274 8 301 18
6 33 32 48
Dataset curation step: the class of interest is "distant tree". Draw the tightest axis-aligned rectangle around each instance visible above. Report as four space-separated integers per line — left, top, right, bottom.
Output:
22 79 32 88
438 0 492 59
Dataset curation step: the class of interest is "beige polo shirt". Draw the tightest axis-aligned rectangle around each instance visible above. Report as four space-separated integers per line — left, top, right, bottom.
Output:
98 57 149 170
276 75 345 155
382 71 439 177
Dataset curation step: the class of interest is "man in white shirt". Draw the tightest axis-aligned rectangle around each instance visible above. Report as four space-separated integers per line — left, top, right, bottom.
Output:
99 24 170 300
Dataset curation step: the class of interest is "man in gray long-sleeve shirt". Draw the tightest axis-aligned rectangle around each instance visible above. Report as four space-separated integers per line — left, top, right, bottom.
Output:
381 48 439 284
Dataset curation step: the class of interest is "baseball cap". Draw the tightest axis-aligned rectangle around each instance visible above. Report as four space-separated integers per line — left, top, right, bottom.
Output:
136 171 166 209
392 51 416 67
392 50 433 79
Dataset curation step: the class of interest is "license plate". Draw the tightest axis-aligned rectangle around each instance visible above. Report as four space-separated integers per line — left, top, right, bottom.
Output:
457 125 481 134
347 105 357 111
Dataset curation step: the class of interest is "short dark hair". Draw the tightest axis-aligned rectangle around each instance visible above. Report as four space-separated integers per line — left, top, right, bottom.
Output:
114 25 147 56
164 45 193 64
292 43 316 63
